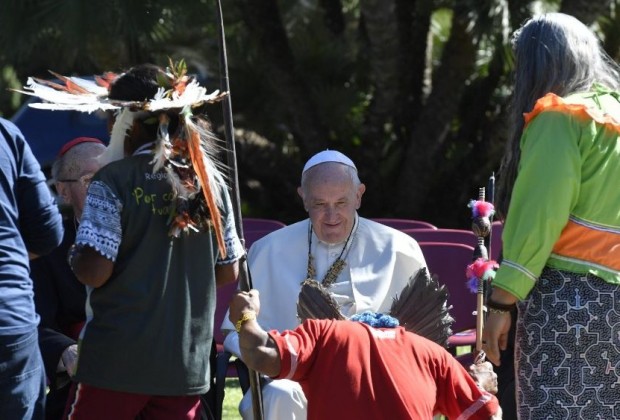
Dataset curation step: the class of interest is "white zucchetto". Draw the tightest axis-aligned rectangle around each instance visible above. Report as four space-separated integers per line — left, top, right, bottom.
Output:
302 150 357 174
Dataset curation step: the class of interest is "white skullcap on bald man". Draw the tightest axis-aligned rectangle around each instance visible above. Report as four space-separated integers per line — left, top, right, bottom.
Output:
302 150 357 174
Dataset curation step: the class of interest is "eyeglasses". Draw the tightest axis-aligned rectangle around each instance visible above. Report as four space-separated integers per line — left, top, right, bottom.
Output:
57 174 94 187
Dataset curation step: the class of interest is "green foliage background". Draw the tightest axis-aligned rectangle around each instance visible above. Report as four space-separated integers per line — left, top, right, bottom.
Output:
1 0 618 227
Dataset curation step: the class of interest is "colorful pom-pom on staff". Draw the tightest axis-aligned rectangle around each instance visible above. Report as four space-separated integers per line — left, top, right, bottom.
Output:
468 199 496 237
468 200 495 218
465 258 499 293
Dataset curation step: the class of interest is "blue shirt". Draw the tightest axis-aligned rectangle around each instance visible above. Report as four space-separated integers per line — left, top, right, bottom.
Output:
0 118 63 334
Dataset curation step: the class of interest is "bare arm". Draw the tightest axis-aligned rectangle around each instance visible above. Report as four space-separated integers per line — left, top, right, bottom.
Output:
468 361 503 419
491 406 503 420
482 287 517 365
238 319 281 377
216 260 239 287
229 289 281 377
468 361 498 394
70 245 114 288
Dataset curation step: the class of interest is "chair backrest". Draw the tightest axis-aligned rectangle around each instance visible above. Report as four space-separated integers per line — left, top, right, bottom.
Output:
403 228 478 248
243 229 276 251
418 242 477 333
371 218 437 230
242 217 286 232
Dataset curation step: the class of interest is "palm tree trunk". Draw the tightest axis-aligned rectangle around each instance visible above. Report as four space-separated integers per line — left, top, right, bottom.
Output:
393 4 477 216
235 0 329 155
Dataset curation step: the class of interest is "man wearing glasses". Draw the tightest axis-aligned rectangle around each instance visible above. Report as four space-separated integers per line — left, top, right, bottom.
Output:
31 137 106 420
53 137 105 220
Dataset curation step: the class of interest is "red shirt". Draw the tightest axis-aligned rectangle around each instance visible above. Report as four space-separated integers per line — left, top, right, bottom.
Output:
270 319 498 420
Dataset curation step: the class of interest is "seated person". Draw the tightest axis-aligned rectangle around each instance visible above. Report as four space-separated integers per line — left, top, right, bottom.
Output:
221 150 427 419
31 137 105 419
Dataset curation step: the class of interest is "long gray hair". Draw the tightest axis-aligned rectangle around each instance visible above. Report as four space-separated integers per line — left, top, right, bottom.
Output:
495 13 620 217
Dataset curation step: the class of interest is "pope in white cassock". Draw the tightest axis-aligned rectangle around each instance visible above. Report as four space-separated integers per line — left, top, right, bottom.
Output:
222 150 428 419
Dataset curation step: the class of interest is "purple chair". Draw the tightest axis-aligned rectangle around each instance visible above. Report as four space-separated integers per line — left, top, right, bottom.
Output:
242 217 286 232
214 228 275 356
403 228 478 248
213 227 277 415
371 218 437 230
417 242 478 352
242 229 278 251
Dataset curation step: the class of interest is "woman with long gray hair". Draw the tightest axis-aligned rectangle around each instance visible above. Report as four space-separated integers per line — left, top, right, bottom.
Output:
483 12 620 418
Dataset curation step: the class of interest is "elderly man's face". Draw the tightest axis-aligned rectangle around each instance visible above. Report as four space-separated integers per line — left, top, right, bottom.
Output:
67 158 100 219
56 144 105 220
299 164 365 244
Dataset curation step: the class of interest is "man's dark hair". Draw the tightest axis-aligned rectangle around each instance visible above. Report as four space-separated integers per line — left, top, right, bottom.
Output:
108 64 160 102
108 64 180 153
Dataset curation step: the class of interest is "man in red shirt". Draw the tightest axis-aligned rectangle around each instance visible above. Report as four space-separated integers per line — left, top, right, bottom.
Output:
230 290 501 420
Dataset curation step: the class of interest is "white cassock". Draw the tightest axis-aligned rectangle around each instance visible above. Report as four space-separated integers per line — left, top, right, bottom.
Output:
222 215 427 420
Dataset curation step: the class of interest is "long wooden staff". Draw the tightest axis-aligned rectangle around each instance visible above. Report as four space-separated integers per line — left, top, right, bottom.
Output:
215 1 264 418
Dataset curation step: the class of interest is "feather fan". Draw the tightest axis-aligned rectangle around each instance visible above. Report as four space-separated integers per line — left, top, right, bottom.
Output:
297 269 453 347
297 279 345 323
389 268 454 347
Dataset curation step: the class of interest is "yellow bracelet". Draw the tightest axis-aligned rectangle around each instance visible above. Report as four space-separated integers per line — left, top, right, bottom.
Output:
235 310 257 332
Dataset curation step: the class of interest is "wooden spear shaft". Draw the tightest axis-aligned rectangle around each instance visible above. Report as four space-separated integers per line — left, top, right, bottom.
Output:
215 1 264 418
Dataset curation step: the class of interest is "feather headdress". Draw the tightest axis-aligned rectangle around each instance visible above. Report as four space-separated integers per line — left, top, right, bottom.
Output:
17 60 230 256
16 64 226 113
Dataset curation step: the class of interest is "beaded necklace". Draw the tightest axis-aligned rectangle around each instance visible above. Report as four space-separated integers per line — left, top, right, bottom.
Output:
305 218 356 288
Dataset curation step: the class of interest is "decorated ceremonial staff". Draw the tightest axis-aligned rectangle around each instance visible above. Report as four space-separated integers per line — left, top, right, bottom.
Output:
466 174 498 362
215 1 264 418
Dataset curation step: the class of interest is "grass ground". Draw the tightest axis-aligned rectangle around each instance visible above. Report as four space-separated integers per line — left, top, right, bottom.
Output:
221 378 244 420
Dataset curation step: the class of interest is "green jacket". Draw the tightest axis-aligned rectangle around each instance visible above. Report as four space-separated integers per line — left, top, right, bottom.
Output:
494 88 620 300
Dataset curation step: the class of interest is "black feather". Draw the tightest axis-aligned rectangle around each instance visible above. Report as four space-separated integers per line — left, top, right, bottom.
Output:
296 279 345 323
296 268 453 348
390 268 454 347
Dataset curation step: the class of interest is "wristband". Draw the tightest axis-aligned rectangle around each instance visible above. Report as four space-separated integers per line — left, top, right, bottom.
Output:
235 310 257 332
486 298 516 313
